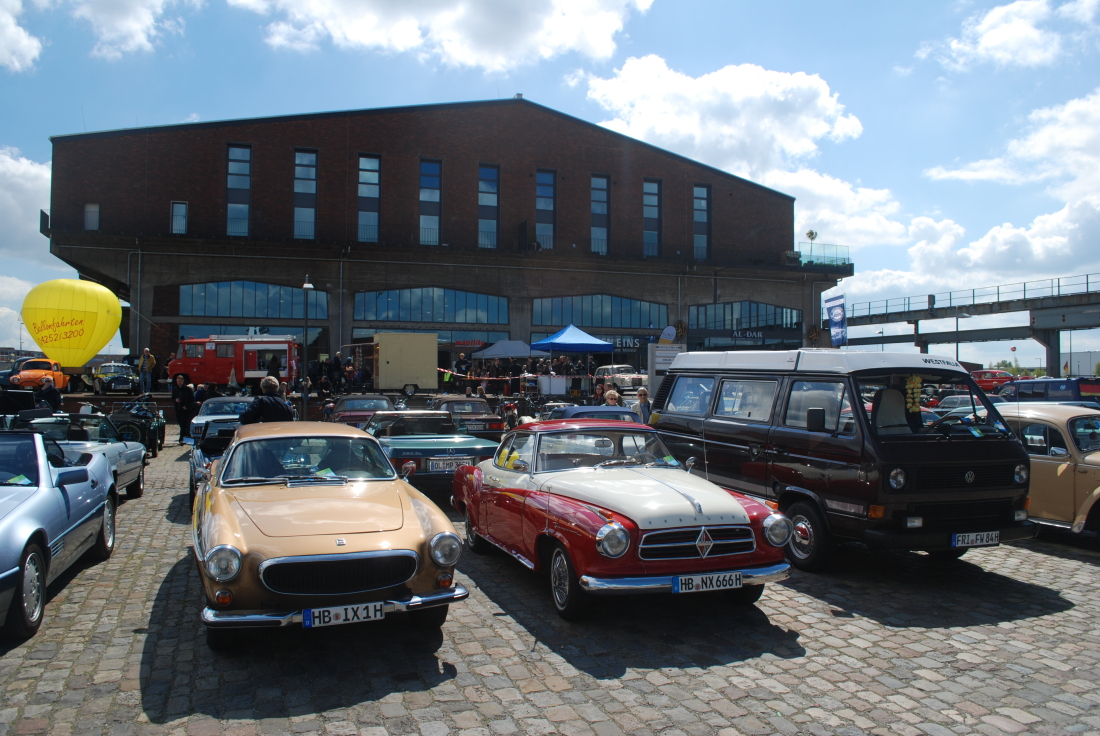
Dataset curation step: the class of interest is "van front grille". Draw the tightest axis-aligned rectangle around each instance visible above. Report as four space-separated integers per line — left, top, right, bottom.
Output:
908 464 1017 492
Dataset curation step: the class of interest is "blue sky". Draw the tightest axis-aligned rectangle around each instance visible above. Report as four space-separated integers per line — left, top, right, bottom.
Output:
1 0 1098 368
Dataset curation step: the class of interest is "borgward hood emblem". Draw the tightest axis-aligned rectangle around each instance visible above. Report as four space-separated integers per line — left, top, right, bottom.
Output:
696 528 714 558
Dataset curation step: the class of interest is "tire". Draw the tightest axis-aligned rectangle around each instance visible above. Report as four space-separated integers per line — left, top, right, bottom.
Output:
407 604 449 630
126 466 144 499
89 495 116 561
148 438 158 459
205 626 234 651
464 505 490 554
4 544 46 639
927 548 968 561
785 500 831 572
726 584 765 606
114 421 145 447
548 542 590 620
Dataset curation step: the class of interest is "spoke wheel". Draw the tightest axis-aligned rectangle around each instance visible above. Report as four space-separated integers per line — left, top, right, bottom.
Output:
90 496 116 561
548 543 589 620
464 506 489 554
785 501 831 572
127 466 144 499
5 545 45 639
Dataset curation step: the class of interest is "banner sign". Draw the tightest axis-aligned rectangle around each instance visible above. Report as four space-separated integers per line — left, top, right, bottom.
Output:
824 294 848 347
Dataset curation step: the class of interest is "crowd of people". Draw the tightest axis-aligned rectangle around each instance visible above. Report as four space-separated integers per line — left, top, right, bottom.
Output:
450 353 605 396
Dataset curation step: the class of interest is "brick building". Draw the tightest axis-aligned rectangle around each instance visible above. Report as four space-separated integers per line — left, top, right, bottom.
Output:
42 97 852 375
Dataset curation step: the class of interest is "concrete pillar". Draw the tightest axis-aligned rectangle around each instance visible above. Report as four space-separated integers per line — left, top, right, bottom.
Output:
1031 329 1061 377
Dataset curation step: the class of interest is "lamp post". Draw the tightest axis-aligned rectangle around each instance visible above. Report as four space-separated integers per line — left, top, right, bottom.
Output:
302 275 314 421
876 329 884 351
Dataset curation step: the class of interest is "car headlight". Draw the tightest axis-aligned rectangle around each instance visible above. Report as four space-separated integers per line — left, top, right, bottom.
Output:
1014 464 1028 484
888 468 907 490
430 532 462 567
595 522 630 558
205 545 242 582
762 514 794 547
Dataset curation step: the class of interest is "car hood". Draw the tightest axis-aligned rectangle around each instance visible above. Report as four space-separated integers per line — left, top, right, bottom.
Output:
539 467 750 530
0 488 33 523
382 436 499 453
228 482 405 537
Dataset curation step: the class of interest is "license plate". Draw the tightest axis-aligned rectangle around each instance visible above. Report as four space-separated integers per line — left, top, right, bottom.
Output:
672 572 742 593
429 457 472 472
303 602 384 628
465 423 485 431
952 531 1000 548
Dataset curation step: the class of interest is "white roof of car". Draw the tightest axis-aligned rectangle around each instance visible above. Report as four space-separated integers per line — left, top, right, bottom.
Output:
669 349 969 375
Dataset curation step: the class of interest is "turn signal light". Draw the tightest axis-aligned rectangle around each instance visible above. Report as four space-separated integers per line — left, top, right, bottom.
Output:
868 505 885 519
436 572 454 588
1023 497 1031 510
214 589 233 606
765 500 779 510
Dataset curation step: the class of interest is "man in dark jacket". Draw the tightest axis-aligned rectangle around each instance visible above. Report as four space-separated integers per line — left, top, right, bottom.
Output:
34 376 62 412
239 377 295 424
172 375 195 444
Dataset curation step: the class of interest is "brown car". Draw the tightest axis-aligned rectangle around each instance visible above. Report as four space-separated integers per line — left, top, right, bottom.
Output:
999 404 1100 535
192 422 467 649
325 394 394 426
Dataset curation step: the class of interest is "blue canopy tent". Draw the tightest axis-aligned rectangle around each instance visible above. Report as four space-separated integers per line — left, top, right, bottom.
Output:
530 325 614 353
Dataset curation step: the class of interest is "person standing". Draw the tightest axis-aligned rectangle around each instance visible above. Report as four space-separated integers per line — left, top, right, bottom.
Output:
137 348 157 394
239 376 295 424
34 376 62 412
172 375 195 444
454 353 471 394
632 388 653 424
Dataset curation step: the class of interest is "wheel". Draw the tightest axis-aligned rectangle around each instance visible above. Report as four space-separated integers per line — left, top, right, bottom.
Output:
927 549 968 561
205 626 234 651
148 438 158 458
407 605 449 630
158 427 166 450
89 495 116 561
402 384 418 397
464 505 490 554
114 421 145 447
548 542 590 620
785 500 831 572
126 466 144 499
4 544 46 639
725 584 765 606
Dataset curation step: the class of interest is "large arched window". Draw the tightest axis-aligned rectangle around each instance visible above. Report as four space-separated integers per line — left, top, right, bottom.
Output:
688 301 801 331
532 295 667 330
179 281 328 319
354 288 508 324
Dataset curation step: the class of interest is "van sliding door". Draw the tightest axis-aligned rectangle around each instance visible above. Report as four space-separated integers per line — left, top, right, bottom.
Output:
702 377 778 498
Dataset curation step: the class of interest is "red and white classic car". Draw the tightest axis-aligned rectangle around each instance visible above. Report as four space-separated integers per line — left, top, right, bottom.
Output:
452 419 793 619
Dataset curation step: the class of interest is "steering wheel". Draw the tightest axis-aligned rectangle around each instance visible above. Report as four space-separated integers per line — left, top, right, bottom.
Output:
924 414 962 433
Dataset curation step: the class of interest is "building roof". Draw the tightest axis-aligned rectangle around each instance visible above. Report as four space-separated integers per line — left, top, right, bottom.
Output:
49 97 794 201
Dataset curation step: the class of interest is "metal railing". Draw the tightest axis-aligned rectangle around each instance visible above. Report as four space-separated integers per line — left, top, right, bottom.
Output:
226 218 249 237
534 233 554 250
478 231 497 249
831 272 1100 320
171 215 187 235
591 238 607 255
294 221 315 239
420 228 440 246
796 242 850 266
357 225 378 243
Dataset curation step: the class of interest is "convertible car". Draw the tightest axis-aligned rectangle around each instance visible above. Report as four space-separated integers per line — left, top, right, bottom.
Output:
26 413 147 499
0 430 116 639
189 396 254 441
453 419 793 619
362 411 499 489
193 422 468 649
92 363 140 396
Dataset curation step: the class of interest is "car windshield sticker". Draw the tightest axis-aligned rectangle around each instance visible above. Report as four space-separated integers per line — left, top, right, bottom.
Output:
8 474 31 485
662 456 679 465
316 468 336 477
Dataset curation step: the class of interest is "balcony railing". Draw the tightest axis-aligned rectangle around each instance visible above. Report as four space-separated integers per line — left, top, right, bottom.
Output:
171 215 187 235
358 225 378 243
591 238 607 255
294 221 315 240
227 218 249 237
534 233 554 250
694 245 708 261
796 242 850 266
420 228 439 246
478 230 497 249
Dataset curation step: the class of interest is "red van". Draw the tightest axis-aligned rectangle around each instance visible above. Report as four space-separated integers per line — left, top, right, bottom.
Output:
168 336 300 389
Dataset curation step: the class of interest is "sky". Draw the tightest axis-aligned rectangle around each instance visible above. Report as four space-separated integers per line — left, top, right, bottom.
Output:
1 0 1099 368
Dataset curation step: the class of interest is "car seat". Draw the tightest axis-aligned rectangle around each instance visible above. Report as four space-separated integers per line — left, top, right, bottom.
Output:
68 426 90 442
871 389 911 435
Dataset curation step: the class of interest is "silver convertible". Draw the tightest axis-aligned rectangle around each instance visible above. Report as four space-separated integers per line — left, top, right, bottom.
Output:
0 431 117 639
27 414 147 499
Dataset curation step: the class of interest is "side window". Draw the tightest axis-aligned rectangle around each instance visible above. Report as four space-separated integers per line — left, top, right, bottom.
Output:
1020 423 1050 455
714 380 777 422
1047 382 1073 399
501 434 534 470
1000 384 1017 398
1049 426 1068 451
216 344 235 358
665 376 715 415
785 381 848 432
99 420 120 441
185 344 205 359
1019 382 1046 400
44 438 67 467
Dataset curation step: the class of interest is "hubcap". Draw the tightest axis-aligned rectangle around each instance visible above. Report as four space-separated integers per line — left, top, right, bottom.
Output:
104 499 115 548
789 515 815 559
22 553 43 623
550 550 570 608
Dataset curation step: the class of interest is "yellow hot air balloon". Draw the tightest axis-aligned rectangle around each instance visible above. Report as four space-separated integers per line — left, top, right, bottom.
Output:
21 279 122 368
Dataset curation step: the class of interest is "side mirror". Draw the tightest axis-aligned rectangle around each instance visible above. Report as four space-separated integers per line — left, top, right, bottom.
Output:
1050 447 1070 457
511 459 529 473
401 461 416 479
806 408 827 433
685 457 696 473
56 468 89 487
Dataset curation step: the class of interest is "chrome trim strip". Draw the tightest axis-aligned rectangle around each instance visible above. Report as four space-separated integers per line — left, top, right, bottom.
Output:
579 563 789 594
258 549 420 595
638 525 757 559
201 585 469 628
0 567 20 581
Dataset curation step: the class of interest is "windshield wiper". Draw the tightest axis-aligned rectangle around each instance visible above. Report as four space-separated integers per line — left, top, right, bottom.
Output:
223 476 281 485
279 474 350 483
594 459 642 468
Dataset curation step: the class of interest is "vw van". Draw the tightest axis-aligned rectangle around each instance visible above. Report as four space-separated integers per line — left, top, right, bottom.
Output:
651 349 1036 571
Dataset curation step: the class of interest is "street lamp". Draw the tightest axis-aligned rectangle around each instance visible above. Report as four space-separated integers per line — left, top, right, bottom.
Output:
955 312 972 360
302 275 314 421
876 329 884 352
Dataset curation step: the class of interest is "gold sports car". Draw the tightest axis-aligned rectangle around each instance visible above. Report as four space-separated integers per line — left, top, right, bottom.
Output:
192 422 467 649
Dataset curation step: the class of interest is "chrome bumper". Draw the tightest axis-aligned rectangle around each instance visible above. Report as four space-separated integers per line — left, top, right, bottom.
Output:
579 563 790 595
201 585 469 628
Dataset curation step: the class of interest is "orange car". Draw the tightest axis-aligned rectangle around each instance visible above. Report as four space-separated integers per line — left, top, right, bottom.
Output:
8 359 70 391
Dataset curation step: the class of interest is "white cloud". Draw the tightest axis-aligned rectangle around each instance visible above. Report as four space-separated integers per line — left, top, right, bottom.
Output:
923 0 1063 70
0 147 60 269
64 0 192 58
0 0 42 71
226 0 652 72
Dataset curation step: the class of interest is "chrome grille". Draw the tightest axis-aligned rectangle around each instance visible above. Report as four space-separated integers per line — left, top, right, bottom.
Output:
638 526 755 560
259 551 418 595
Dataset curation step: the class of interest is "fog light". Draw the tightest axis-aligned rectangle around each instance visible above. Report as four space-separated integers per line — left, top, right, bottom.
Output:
905 516 923 529
1014 510 1028 521
868 505 885 519
214 589 232 606
436 572 454 588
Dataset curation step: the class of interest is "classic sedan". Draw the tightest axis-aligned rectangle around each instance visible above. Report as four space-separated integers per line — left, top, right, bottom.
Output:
452 419 793 619
0 430 115 639
326 395 393 426
427 398 504 441
363 411 499 489
189 397 254 441
193 422 468 649
999 404 1100 535
27 414 146 498
972 370 1016 393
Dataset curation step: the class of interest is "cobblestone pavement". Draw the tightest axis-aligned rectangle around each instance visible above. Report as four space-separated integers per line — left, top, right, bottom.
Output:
1 446 1098 736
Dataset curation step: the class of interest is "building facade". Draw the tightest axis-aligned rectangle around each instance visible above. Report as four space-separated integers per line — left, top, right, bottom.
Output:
43 98 851 373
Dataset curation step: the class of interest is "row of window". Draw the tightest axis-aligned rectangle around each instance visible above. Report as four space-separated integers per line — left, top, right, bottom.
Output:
666 376 855 433
532 295 667 330
353 288 509 325
688 300 802 331
179 281 328 319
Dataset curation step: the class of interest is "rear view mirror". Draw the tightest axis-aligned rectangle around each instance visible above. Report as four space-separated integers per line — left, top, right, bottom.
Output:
511 460 529 473
401 461 416 479
806 408 827 433
1050 447 1069 458
56 468 89 487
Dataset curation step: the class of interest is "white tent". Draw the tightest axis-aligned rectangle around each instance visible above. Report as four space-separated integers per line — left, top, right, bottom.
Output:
471 340 549 359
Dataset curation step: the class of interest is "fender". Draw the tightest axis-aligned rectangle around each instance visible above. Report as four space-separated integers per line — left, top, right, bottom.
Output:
775 484 832 532
1072 483 1100 533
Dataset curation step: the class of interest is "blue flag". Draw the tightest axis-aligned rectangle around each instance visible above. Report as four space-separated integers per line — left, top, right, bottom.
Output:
824 294 847 347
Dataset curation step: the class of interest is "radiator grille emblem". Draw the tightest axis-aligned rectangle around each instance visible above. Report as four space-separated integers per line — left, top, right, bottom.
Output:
696 528 714 558
964 471 975 484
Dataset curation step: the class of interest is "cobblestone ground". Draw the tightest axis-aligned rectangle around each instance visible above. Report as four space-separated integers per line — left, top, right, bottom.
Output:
1 446 1098 736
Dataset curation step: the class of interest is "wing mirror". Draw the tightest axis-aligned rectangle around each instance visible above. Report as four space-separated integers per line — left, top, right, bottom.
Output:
511 460 529 472
1050 447 1069 457
56 468 89 487
806 408 827 433
401 461 417 479
685 457 696 473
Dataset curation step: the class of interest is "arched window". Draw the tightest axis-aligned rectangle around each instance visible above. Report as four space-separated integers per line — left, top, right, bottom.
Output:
532 295 667 330
179 281 327 319
688 301 801 331
354 288 508 325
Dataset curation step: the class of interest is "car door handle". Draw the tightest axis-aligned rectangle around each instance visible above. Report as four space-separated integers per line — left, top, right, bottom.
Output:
487 475 502 484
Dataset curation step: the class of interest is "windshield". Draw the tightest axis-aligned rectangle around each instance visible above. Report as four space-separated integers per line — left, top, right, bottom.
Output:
221 436 396 482
30 416 120 442
100 365 131 375
534 429 677 472
1070 416 1100 452
0 436 38 485
442 401 489 414
854 370 1011 439
24 361 51 371
199 401 252 416
570 411 638 422
338 398 392 412
367 414 458 436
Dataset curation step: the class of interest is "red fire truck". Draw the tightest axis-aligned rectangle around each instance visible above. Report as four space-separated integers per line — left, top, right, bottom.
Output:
167 335 300 389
